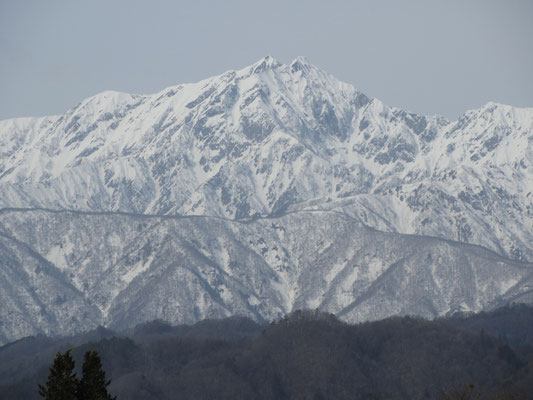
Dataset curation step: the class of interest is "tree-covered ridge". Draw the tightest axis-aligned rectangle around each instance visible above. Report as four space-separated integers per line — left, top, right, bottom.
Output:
1 306 532 399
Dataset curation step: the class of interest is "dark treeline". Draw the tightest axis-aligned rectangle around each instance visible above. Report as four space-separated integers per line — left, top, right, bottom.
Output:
1 305 532 399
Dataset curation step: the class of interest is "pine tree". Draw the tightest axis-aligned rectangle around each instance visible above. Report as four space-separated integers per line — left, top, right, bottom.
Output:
38 349 79 400
77 350 116 400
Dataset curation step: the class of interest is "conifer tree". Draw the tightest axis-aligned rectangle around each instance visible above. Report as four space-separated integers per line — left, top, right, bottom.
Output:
77 350 116 400
38 349 79 400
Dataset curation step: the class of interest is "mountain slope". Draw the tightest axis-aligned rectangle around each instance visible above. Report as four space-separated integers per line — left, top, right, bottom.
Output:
0 208 531 345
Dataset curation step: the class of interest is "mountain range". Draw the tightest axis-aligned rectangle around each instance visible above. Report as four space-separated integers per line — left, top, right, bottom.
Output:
0 56 532 345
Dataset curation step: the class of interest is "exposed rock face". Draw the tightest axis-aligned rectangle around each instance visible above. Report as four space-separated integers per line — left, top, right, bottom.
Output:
0 57 532 344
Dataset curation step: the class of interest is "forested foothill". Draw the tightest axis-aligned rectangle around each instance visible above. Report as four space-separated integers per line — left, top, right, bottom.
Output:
0 305 532 399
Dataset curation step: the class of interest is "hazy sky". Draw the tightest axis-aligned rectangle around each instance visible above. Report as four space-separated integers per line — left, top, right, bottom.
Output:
1 0 532 120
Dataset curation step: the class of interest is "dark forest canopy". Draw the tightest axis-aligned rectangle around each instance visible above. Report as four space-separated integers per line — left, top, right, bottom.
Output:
1 305 532 399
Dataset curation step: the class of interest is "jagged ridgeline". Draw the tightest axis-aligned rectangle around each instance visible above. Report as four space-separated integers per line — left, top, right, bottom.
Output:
0 57 533 344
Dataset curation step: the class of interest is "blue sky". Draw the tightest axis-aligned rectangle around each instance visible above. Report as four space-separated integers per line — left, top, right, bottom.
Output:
1 0 532 120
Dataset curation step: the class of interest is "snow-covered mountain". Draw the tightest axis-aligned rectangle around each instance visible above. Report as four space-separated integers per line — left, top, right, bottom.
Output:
2 56 533 259
0 56 532 344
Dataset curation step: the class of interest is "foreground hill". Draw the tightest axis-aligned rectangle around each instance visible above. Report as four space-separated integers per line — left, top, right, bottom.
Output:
1 306 532 399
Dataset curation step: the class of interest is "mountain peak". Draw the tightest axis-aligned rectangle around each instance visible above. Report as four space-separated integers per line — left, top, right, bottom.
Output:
248 55 282 74
290 56 312 73
482 101 510 111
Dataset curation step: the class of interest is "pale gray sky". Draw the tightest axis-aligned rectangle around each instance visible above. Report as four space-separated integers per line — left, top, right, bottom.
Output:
1 0 532 120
